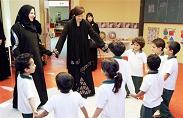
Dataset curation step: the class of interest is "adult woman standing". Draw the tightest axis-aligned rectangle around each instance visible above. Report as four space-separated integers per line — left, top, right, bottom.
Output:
11 5 48 108
0 21 11 80
86 12 100 71
53 6 108 98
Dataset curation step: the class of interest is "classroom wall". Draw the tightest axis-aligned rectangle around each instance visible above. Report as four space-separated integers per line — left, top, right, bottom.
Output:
143 23 183 63
79 0 183 63
9 0 40 26
79 0 140 22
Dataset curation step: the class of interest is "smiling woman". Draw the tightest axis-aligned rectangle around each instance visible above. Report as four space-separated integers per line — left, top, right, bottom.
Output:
10 5 48 110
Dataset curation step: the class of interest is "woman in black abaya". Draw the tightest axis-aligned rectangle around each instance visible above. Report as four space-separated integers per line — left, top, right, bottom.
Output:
11 5 48 108
53 6 108 98
0 21 11 80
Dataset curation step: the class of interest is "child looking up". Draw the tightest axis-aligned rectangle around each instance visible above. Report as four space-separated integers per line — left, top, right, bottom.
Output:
160 41 181 118
15 53 40 118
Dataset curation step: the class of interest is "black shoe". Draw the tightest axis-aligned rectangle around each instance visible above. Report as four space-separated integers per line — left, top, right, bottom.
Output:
13 105 17 109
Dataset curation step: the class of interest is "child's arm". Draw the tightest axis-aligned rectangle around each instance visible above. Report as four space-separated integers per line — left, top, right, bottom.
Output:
143 63 148 75
80 106 89 118
130 91 145 99
35 110 49 118
28 97 38 116
164 73 170 81
92 107 103 118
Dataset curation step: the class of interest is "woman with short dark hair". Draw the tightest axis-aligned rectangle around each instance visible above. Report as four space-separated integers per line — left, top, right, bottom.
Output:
53 6 108 98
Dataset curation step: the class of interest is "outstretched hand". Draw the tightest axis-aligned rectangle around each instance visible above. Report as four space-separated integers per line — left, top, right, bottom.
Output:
102 44 109 53
52 49 59 58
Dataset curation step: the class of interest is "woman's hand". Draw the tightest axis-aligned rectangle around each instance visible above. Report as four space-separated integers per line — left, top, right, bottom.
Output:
52 49 59 58
102 44 108 53
0 39 2 45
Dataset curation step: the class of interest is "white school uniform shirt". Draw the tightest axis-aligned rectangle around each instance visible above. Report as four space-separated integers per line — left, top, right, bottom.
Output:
17 74 40 114
114 58 135 94
158 54 168 73
96 79 126 118
161 57 178 90
123 49 147 77
43 91 85 118
140 71 164 108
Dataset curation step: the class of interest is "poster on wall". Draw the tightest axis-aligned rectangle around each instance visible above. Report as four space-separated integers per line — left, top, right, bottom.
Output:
163 28 176 42
96 22 139 58
180 30 183 44
147 27 159 43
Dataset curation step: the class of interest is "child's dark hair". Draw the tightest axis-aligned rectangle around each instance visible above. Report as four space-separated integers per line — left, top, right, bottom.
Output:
15 53 33 74
55 72 74 93
167 41 181 55
152 38 165 51
108 41 126 56
132 37 145 51
147 54 161 71
101 59 122 93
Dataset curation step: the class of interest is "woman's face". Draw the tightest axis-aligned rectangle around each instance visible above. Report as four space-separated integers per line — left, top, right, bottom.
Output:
28 8 35 22
75 13 84 23
87 16 93 22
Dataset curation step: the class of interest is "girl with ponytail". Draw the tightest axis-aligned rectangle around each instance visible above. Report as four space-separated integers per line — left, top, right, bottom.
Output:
92 59 126 118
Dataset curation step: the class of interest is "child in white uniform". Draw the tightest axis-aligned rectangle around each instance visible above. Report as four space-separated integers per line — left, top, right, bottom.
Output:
123 37 147 93
35 72 89 118
108 41 135 96
151 38 168 73
92 59 125 118
130 54 164 118
160 41 181 118
16 53 40 118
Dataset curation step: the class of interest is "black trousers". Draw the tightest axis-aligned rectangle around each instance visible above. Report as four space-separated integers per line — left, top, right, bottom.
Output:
22 113 33 118
140 105 159 118
160 89 174 118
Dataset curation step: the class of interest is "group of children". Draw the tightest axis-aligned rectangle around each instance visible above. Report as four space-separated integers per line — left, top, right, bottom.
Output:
15 37 181 118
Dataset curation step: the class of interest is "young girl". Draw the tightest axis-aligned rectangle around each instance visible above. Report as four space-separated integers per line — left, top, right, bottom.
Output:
123 37 147 93
92 59 125 118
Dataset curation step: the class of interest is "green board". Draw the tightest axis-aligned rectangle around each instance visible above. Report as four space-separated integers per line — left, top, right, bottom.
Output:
144 0 183 23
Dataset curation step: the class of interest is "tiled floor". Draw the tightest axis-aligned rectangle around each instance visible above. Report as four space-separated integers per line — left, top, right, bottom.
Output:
0 87 142 118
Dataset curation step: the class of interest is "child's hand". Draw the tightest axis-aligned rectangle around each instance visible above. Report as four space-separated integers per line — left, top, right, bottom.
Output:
33 111 39 117
130 94 138 99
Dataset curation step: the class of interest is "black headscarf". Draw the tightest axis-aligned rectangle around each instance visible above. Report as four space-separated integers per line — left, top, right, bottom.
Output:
15 5 36 32
86 12 95 25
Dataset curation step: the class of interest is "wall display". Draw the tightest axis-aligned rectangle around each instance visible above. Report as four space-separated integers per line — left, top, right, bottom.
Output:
147 27 159 43
163 28 176 42
108 31 116 39
180 30 183 44
97 22 139 58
